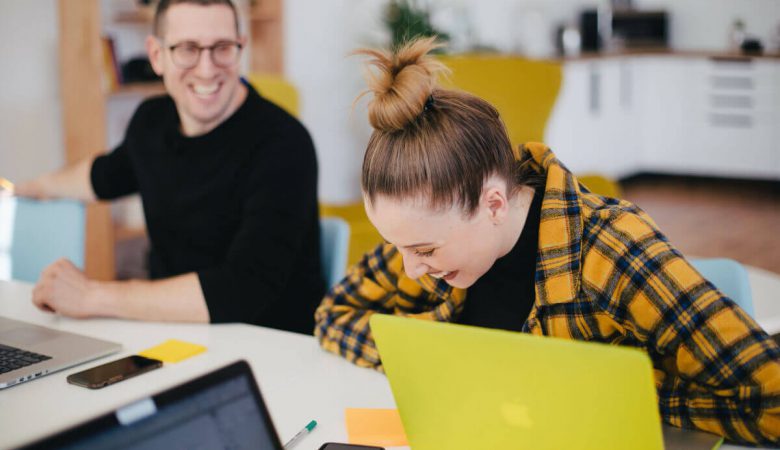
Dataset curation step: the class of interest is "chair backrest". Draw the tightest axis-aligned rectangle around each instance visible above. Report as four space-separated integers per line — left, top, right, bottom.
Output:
246 73 300 118
0 197 85 283
320 217 350 288
437 55 563 147
690 258 754 317
577 173 623 198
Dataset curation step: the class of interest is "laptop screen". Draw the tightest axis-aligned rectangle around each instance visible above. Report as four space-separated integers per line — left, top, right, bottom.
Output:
23 360 283 450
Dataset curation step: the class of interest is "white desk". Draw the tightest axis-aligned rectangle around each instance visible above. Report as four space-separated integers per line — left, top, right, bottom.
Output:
2 276 777 450
0 280 397 450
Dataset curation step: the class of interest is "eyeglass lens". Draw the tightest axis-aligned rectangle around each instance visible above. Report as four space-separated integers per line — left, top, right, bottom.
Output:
170 42 241 68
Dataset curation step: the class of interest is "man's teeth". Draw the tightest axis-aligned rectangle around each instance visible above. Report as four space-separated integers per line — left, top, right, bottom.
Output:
430 271 451 279
193 84 218 95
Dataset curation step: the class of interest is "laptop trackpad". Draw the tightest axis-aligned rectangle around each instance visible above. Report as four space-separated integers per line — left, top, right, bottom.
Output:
0 327 62 346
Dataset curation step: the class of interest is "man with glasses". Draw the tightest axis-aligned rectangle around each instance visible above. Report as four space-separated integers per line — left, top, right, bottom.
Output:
15 0 325 334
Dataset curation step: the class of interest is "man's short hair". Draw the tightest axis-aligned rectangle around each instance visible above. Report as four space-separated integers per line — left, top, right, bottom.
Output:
153 0 239 37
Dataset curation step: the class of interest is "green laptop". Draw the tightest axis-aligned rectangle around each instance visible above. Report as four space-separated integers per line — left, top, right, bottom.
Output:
370 314 723 450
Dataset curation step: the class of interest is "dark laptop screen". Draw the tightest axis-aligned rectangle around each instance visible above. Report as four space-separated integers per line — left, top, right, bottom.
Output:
24 361 283 450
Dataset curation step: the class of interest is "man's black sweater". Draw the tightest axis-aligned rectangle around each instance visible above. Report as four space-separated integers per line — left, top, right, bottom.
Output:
91 82 325 334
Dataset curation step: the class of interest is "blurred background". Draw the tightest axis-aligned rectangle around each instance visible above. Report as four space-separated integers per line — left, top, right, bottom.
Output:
1 0 778 280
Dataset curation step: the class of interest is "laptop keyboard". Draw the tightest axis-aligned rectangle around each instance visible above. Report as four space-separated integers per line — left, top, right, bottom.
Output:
0 344 52 374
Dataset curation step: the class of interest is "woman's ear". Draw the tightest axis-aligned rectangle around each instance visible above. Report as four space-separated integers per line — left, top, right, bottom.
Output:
482 179 509 225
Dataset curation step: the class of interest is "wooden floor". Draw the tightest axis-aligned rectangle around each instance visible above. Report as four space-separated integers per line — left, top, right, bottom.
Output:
621 175 780 275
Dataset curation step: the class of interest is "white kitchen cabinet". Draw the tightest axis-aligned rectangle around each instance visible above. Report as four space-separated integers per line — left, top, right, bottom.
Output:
635 57 705 174
546 55 780 180
546 58 642 178
691 58 778 178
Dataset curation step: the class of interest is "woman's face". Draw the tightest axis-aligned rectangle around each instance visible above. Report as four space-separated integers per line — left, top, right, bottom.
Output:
365 189 508 289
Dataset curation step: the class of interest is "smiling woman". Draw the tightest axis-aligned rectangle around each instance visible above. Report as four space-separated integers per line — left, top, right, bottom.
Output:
314 36 780 446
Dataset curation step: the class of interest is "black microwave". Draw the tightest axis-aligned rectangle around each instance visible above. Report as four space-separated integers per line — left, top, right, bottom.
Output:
611 10 668 48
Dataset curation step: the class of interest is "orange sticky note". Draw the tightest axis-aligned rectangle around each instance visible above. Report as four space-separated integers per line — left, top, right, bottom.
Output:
345 408 408 447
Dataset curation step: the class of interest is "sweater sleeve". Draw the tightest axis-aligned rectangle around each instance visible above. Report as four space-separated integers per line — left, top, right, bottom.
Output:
585 209 780 446
89 100 159 200
90 141 138 200
314 243 402 369
315 243 468 369
196 130 320 324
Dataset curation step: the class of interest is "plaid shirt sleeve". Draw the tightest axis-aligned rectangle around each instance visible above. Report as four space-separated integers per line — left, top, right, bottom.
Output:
580 204 780 446
314 243 465 369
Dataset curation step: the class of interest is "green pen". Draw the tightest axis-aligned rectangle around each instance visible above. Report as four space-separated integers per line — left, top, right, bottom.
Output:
283 419 317 449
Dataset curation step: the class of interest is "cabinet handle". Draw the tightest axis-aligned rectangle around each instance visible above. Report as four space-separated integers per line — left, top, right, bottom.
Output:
710 95 752 109
620 62 631 109
710 76 753 90
709 113 752 128
589 66 600 114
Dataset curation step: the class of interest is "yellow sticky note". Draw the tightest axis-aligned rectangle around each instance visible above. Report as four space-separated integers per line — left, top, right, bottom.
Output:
345 408 408 447
138 339 206 363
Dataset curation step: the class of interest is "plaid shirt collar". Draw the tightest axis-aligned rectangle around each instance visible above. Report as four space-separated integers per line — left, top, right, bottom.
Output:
523 142 584 304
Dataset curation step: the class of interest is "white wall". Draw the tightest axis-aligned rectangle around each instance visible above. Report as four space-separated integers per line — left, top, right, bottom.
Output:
635 0 780 52
285 0 387 204
0 0 63 183
431 0 609 56
452 0 780 54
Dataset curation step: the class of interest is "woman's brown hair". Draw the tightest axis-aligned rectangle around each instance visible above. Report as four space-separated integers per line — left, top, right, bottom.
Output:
357 36 532 217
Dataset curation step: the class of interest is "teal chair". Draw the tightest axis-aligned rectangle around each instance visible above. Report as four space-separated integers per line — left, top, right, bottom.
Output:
320 217 350 288
0 197 85 283
690 258 754 317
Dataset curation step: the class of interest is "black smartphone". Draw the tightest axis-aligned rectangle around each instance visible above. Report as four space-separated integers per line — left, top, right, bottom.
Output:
66 355 162 389
318 444 385 450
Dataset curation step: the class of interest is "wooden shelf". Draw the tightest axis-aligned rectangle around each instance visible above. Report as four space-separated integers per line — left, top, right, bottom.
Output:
109 82 166 98
113 9 154 25
249 0 283 74
250 0 281 19
115 225 147 242
250 14 277 23
59 0 116 280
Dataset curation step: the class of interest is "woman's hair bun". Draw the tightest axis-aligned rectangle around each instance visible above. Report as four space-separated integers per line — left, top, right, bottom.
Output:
355 36 448 132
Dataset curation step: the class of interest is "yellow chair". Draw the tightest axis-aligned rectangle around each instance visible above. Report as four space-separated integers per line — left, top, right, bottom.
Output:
247 73 300 117
437 55 563 147
577 174 622 198
437 57 623 200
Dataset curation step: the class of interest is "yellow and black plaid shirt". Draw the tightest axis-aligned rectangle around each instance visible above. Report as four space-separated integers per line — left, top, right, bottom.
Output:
315 142 780 445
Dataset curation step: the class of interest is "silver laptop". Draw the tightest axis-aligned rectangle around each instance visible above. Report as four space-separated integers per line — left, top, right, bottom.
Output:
0 316 121 389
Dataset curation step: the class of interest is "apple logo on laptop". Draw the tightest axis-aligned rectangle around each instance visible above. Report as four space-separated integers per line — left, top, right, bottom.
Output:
501 401 534 428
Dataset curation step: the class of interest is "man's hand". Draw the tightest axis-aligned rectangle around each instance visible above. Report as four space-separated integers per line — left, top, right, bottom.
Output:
14 178 51 200
14 157 97 202
32 258 103 318
30 260 209 323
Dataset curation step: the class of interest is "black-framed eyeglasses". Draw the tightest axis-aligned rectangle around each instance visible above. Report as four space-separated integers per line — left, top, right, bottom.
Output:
165 40 243 69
